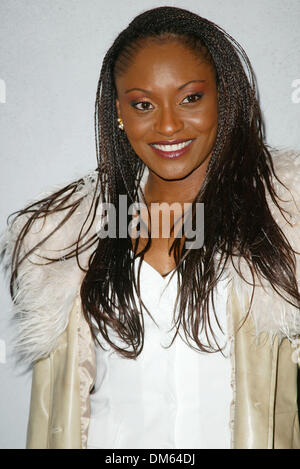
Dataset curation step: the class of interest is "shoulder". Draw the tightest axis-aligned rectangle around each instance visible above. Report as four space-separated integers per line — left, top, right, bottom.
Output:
0 169 101 365
1 169 100 269
2 169 99 260
227 148 300 344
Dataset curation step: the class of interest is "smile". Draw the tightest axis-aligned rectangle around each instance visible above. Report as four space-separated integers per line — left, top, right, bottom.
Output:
150 139 194 159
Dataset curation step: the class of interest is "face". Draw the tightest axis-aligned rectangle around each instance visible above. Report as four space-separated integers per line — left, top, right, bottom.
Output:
115 40 218 182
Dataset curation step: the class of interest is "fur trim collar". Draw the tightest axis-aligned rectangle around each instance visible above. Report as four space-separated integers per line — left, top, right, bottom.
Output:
1 150 300 365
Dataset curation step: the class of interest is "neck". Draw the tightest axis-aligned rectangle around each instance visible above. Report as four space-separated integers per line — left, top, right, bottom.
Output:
143 160 209 205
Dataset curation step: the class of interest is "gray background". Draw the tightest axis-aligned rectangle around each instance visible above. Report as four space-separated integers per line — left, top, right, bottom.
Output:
0 0 299 448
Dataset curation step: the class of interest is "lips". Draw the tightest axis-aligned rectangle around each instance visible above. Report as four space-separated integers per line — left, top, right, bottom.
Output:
149 138 194 159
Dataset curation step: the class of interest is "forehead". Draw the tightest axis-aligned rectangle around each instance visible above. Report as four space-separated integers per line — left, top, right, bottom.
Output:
115 41 215 91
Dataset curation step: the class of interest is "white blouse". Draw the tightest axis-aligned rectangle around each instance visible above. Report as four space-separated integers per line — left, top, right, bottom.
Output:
87 258 232 449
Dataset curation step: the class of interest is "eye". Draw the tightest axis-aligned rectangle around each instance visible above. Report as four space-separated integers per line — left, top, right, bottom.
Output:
131 101 154 111
181 93 203 104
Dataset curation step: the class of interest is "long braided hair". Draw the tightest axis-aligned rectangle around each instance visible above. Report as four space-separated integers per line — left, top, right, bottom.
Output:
5 6 300 358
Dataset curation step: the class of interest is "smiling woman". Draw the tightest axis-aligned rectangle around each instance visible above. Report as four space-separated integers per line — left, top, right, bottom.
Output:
1 6 300 450
114 38 218 273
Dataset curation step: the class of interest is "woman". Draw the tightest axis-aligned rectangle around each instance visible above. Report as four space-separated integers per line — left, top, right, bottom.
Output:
1 6 300 449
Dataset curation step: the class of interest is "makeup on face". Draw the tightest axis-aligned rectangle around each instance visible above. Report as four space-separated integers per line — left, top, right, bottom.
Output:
125 82 208 160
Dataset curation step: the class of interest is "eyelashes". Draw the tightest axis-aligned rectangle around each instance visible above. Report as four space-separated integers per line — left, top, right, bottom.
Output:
181 92 204 104
130 92 204 111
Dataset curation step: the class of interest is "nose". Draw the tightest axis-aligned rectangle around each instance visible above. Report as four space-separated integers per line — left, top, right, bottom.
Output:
154 105 184 136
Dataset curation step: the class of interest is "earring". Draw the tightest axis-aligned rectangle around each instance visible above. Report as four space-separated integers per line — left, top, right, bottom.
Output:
117 117 124 130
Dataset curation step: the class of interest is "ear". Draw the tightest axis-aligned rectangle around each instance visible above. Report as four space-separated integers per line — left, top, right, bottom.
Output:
116 99 121 119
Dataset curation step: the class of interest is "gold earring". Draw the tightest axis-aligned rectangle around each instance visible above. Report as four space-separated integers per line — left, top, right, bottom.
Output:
117 117 124 130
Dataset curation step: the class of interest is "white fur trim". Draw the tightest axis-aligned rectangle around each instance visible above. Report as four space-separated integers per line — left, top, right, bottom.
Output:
0 171 101 364
227 149 300 344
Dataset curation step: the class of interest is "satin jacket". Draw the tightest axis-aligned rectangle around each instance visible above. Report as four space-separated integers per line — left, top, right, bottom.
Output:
1 149 300 449
26 283 300 449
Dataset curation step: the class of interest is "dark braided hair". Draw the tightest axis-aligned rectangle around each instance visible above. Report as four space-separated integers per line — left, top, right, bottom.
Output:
5 6 300 358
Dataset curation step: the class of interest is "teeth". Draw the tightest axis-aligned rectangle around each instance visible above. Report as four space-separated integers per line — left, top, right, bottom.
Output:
152 140 192 151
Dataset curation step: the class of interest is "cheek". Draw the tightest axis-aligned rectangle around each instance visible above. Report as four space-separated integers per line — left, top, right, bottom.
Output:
117 101 149 143
190 106 218 132
125 118 150 145
190 92 218 132
122 122 149 160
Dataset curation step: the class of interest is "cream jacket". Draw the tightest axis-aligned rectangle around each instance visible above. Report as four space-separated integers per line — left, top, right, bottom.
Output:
1 149 300 449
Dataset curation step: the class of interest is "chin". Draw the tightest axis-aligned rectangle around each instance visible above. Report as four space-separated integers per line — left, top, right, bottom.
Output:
152 167 195 182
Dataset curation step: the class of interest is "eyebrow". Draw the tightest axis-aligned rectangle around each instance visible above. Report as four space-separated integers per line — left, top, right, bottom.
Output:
125 80 206 94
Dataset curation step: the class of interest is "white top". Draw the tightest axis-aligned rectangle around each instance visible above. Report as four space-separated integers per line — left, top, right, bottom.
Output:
87 258 232 449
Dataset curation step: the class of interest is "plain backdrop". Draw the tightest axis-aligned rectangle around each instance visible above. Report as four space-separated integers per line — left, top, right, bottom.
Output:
0 0 299 448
